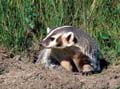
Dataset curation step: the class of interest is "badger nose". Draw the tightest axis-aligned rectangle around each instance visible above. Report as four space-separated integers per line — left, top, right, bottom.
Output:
39 43 43 47
39 41 44 47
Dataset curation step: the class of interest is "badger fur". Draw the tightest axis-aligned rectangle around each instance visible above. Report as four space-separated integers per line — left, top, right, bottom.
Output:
38 26 100 74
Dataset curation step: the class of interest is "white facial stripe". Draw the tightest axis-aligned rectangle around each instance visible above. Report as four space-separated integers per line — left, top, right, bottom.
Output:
47 34 62 47
53 26 72 31
43 29 56 41
52 34 61 39
43 26 72 41
43 32 53 41
43 33 62 41
47 40 56 47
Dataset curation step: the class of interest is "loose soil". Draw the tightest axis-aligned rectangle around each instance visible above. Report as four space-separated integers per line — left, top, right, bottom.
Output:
0 47 120 89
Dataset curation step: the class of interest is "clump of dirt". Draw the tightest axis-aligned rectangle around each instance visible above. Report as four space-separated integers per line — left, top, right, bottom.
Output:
0 47 120 89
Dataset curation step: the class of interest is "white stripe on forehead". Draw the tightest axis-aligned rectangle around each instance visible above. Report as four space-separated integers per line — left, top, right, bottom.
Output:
54 26 72 30
43 26 72 41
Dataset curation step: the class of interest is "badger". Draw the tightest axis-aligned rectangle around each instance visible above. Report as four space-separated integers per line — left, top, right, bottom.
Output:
39 26 100 74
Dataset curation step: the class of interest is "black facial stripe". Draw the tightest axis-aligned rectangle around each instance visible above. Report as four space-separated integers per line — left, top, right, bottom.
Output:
56 36 63 47
66 34 71 42
73 37 78 43
50 37 55 41
56 43 62 47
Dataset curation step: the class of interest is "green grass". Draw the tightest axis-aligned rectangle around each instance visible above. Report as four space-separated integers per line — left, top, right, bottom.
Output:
0 0 120 63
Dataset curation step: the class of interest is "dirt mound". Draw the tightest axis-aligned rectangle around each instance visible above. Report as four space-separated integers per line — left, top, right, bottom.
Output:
0 48 120 89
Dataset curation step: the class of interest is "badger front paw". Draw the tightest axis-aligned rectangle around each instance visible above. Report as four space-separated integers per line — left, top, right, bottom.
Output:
82 64 94 75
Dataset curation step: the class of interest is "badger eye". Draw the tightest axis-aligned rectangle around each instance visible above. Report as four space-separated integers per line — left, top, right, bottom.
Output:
50 37 55 41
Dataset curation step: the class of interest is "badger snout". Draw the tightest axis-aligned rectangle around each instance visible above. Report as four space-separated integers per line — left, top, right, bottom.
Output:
39 42 43 47
39 40 48 48
39 41 45 47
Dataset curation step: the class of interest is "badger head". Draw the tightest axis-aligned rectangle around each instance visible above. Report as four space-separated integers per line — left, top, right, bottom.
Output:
40 26 78 49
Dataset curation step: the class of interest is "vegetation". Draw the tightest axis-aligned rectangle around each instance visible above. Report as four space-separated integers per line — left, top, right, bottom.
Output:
0 0 120 63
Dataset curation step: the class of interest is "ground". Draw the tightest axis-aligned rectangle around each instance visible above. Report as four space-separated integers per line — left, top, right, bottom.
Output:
0 47 120 89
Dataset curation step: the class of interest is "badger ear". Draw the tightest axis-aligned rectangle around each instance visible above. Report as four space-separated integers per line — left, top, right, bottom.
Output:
65 32 74 42
47 27 51 33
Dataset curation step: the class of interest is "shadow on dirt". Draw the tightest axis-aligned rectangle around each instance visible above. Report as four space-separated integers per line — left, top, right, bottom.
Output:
100 58 109 72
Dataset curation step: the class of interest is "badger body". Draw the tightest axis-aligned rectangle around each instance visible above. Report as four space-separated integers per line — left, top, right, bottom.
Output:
39 26 100 74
